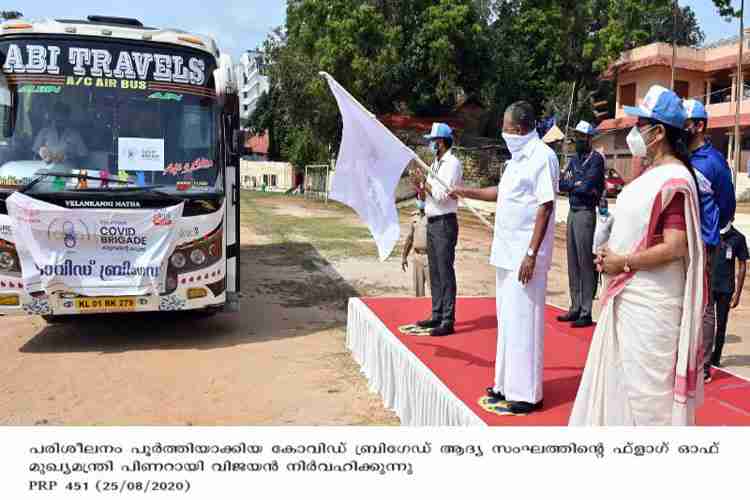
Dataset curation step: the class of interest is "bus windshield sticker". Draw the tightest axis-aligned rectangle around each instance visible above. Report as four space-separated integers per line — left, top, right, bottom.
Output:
165 158 214 176
117 138 165 173
148 92 183 101
18 84 62 94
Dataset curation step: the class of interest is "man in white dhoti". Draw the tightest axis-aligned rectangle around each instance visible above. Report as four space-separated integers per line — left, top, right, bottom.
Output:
451 101 558 415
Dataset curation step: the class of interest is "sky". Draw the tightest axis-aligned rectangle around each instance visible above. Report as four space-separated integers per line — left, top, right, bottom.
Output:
11 0 287 62
683 0 750 45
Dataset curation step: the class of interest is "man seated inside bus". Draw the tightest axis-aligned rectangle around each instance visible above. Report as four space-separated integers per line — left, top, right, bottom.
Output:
32 102 88 166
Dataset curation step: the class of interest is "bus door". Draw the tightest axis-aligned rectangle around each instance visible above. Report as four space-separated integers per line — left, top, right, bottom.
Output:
223 105 241 311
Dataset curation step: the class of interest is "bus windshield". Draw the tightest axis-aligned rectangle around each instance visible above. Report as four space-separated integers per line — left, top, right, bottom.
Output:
0 38 220 195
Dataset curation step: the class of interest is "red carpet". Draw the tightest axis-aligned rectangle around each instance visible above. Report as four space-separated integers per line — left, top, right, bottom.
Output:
361 297 750 426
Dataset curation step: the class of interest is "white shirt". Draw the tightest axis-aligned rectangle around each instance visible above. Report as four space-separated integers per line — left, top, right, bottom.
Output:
490 132 559 272
32 127 88 160
425 149 463 217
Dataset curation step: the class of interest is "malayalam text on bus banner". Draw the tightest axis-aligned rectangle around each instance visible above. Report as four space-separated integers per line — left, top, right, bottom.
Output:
5 192 184 296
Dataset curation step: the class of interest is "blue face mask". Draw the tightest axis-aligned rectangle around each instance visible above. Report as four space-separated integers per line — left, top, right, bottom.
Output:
430 142 439 154
416 200 425 210
599 207 609 216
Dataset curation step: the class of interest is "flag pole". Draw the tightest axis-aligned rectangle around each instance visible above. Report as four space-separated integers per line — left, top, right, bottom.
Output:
671 0 678 90
319 72 494 230
733 0 745 189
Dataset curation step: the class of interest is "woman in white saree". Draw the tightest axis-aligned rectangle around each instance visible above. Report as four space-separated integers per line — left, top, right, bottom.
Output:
570 85 705 426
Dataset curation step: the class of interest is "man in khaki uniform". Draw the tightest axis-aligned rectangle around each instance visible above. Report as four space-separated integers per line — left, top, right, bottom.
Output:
402 195 429 297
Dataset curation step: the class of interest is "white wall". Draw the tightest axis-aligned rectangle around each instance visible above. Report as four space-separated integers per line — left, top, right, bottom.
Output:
238 51 270 123
240 160 294 191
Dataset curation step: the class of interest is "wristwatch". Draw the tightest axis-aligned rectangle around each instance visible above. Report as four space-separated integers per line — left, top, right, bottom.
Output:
527 248 535 258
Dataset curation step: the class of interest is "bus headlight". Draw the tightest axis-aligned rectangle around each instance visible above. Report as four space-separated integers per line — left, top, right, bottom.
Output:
0 250 15 271
171 252 187 269
190 248 207 266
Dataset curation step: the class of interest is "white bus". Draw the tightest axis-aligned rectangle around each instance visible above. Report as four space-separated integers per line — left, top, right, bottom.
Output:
0 16 241 320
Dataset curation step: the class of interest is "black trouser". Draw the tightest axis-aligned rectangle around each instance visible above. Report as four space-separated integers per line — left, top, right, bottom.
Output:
426 214 458 325
566 208 596 317
706 292 733 366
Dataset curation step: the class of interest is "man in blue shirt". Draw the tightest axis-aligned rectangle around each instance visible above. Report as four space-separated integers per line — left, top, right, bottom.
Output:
557 121 605 328
683 99 737 382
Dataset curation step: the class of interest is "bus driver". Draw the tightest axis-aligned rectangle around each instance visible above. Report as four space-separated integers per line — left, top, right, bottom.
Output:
32 102 88 165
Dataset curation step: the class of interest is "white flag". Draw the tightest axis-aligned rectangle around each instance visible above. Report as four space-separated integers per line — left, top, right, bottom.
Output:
321 72 417 261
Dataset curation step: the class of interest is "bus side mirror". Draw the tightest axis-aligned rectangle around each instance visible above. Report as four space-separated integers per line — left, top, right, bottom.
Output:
0 74 11 138
231 129 241 155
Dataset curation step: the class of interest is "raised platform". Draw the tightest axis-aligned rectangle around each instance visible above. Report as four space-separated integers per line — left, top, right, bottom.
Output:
346 297 750 426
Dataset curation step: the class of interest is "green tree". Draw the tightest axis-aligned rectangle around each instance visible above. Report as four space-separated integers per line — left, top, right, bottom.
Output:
251 0 491 166
646 5 705 48
249 0 741 163
481 0 710 132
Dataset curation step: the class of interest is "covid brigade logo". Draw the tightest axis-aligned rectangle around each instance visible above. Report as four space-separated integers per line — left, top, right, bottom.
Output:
47 219 92 249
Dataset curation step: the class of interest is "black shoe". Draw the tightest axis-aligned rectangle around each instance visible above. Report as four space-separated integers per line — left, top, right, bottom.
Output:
571 315 593 328
430 324 454 337
557 310 580 322
704 367 712 384
485 387 506 405
502 400 544 415
416 318 441 329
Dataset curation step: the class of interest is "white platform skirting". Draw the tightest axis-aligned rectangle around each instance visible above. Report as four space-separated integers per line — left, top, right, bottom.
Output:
345 298 487 426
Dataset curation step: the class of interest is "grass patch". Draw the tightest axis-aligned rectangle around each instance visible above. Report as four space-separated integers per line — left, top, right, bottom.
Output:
241 191 378 259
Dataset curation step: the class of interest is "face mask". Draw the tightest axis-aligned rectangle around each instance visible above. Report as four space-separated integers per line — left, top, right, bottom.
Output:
575 140 590 155
502 131 536 158
430 142 439 154
626 126 655 158
598 207 609 216
685 123 702 143
416 200 425 210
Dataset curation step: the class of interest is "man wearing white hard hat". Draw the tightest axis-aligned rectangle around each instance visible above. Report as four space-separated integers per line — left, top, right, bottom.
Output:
558 120 605 328
683 98 737 382
410 122 463 337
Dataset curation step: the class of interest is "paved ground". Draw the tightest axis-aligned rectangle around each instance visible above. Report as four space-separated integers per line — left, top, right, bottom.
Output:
0 192 747 426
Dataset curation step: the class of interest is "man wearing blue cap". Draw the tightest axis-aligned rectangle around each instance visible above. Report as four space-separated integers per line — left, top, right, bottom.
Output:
558 120 605 328
410 122 463 336
683 98 737 382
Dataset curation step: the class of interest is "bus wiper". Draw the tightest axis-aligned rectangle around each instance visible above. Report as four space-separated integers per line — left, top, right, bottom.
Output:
99 185 184 201
20 172 131 193
75 184 167 192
